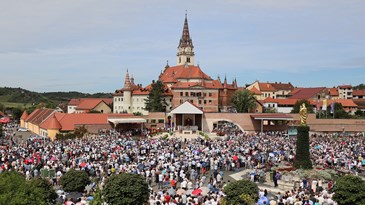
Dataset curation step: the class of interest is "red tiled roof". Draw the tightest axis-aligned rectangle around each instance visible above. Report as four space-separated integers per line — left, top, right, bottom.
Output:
353 99 365 109
132 83 173 96
288 87 326 99
20 111 28 120
248 87 262 95
0 111 6 117
53 113 109 131
319 99 357 107
40 114 62 129
68 99 81 106
328 88 339 96
262 97 316 106
338 85 352 89
353 90 365 96
258 83 276 92
159 65 212 83
76 99 107 110
171 80 223 89
271 82 294 90
25 109 55 125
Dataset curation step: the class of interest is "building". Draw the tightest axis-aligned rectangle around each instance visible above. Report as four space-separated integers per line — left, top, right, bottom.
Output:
338 85 353 99
113 14 237 114
67 98 112 113
246 81 294 100
353 90 365 99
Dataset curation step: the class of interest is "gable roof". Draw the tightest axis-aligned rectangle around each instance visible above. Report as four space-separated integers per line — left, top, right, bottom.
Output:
288 87 326 99
25 109 55 125
258 83 276 92
40 114 62 130
171 101 203 114
248 87 262 95
319 99 357 107
76 99 108 110
328 88 339 96
20 111 28 120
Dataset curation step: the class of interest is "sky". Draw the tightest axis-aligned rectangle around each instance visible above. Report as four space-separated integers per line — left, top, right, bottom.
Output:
0 0 365 93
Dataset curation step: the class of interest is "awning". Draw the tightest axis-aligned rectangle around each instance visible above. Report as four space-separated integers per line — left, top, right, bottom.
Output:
108 118 146 124
171 101 203 114
250 114 293 121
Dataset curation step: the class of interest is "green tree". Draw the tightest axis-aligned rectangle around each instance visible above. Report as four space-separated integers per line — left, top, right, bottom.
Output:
60 169 90 192
222 179 259 205
230 90 257 113
333 175 365 205
355 110 364 117
327 103 350 119
0 171 57 205
145 80 167 112
104 173 149 205
28 177 58 204
74 126 88 138
291 99 314 113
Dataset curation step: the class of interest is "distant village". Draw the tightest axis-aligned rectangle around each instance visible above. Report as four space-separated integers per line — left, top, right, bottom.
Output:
10 15 365 140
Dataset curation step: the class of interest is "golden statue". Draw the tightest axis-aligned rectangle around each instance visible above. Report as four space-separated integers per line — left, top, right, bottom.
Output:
299 103 308 126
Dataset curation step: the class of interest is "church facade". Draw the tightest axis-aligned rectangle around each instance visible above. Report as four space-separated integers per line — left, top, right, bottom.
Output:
113 15 237 114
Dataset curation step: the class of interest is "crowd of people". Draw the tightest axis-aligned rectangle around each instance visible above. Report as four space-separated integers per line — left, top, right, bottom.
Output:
1 121 364 205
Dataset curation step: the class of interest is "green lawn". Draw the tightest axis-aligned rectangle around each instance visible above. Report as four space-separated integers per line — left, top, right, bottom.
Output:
0 101 31 108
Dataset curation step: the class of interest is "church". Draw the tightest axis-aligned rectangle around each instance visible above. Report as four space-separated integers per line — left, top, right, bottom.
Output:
113 14 237 115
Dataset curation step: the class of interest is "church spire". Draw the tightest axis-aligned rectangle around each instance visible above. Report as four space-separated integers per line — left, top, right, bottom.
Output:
177 12 195 66
123 69 133 90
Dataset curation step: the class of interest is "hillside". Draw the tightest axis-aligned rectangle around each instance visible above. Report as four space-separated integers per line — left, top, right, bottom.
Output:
0 87 112 109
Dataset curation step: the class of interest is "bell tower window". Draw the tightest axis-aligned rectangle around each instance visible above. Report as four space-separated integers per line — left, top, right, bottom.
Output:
187 57 190 63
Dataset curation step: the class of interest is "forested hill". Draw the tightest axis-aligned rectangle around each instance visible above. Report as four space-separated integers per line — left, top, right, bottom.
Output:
0 87 112 108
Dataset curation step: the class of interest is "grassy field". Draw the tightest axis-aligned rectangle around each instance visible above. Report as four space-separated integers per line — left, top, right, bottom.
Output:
0 94 32 108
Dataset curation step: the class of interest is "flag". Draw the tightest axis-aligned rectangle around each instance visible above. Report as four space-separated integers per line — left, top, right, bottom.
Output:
322 99 327 110
316 100 321 111
330 102 335 114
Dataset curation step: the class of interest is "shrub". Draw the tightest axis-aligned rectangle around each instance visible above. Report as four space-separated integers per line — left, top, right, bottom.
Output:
60 169 90 192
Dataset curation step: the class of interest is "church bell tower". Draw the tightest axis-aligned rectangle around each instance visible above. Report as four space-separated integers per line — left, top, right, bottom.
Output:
177 13 194 66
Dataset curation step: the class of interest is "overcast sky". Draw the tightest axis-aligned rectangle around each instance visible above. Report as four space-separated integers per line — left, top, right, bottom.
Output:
0 0 364 93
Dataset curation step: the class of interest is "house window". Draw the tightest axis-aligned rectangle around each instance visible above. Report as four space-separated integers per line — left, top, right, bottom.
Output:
158 119 164 123
204 100 207 104
179 57 181 63
151 119 156 123
180 92 183 96
185 92 189 96
209 93 212 97
209 100 212 104
198 100 202 104
187 57 190 63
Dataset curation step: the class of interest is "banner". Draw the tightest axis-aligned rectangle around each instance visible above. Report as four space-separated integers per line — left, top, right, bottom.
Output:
322 99 328 110
330 102 335 114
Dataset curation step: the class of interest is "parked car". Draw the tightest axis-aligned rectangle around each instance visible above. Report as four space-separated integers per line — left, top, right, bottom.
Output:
17 127 28 132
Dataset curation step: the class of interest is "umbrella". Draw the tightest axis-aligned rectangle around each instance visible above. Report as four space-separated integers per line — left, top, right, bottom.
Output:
167 188 176 196
186 189 193 195
50 156 56 161
192 189 202 195
176 189 186 195
232 155 238 161
200 186 209 196
269 153 275 157
79 162 87 167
